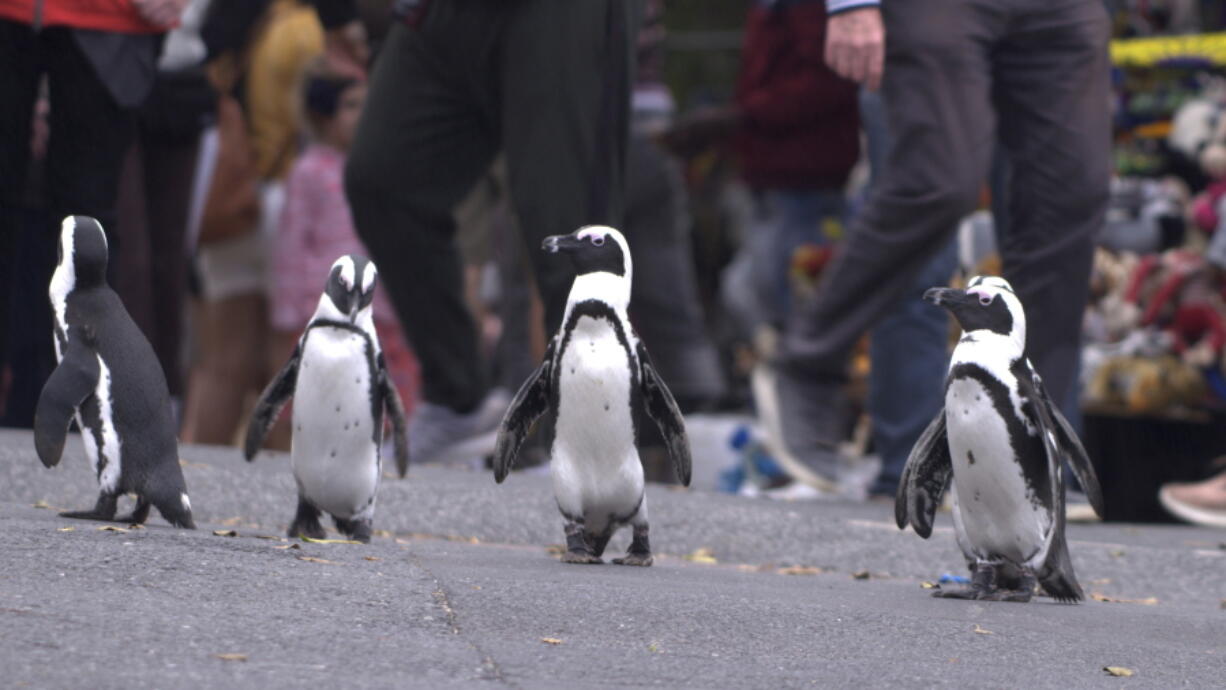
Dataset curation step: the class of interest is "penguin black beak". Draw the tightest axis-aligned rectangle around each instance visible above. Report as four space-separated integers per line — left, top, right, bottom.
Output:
923 287 970 309
541 234 582 254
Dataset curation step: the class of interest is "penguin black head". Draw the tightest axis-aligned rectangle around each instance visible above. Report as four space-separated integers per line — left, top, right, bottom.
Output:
923 275 1024 341
321 254 378 322
541 225 631 279
57 216 109 287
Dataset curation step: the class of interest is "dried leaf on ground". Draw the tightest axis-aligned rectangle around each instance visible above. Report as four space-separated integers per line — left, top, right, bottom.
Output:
684 548 717 564
297 556 338 565
1091 593 1158 605
778 566 823 576
364 556 381 562
57 527 75 532
212 530 237 537
1103 666 1134 677
541 638 563 645
253 534 282 541
852 570 871 580
973 624 993 635
214 653 248 662
273 543 301 550
301 536 361 545
97 526 127 533
920 581 939 589
546 544 566 556
32 500 51 509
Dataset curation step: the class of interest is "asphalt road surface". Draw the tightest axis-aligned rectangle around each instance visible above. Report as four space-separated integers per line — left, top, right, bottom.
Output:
1 429 1223 688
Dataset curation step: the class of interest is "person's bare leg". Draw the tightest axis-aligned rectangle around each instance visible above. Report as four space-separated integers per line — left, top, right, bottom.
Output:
181 293 268 445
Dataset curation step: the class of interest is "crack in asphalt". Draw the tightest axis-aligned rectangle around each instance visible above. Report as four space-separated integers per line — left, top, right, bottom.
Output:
410 551 516 688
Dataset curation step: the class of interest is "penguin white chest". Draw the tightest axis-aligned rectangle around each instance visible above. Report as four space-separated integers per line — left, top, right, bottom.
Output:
551 316 642 529
944 376 1049 563
291 327 380 519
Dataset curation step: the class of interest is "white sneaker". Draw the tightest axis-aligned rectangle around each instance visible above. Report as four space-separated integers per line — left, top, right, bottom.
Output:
407 389 511 465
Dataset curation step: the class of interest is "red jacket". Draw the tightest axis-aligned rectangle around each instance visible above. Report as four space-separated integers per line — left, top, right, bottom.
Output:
0 0 167 33
734 0 860 191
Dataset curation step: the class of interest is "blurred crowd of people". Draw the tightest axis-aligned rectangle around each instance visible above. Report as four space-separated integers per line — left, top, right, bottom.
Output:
3 0 1226 525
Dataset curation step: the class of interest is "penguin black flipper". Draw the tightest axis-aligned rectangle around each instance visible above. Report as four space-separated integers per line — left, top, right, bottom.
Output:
896 410 952 538
636 341 692 487
378 353 410 478
1014 362 1086 603
1018 363 1104 517
33 325 100 469
244 344 301 460
494 338 557 483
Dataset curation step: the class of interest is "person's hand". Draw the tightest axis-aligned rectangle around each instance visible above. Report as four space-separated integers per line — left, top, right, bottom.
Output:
825 7 885 91
659 105 742 159
132 0 189 29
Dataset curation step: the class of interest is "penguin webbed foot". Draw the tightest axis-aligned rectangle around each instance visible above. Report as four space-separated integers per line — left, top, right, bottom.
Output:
933 563 1035 603
288 497 327 540
560 521 602 564
115 497 152 526
332 515 372 544
59 494 118 523
611 524 652 567
611 553 652 567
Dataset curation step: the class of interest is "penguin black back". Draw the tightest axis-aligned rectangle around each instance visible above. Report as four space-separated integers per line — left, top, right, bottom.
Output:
38 216 193 528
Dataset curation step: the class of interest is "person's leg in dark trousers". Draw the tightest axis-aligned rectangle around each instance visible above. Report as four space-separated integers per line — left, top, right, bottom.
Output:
994 0 1110 409
859 87 959 498
44 28 136 265
501 0 640 333
766 0 1000 487
1 25 135 426
0 19 42 407
346 14 502 416
622 130 725 410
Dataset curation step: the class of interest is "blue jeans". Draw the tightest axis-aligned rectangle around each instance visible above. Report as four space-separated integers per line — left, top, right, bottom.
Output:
748 189 845 328
860 88 959 496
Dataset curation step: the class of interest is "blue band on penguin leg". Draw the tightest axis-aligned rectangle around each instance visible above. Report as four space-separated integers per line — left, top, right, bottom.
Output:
934 560 997 599
288 496 326 541
612 524 653 567
561 519 601 564
59 492 118 522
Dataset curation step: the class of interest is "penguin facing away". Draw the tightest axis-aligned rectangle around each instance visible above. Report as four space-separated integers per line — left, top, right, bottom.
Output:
896 275 1104 602
493 225 691 566
34 216 195 528
244 255 408 543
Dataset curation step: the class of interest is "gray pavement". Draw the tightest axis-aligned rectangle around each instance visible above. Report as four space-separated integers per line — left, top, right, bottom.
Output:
1 428 1224 688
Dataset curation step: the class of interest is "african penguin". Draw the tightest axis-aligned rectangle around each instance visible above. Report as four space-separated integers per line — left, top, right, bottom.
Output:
493 225 691 566
244 255 408 543
896 275 1104 602
34 216 195 528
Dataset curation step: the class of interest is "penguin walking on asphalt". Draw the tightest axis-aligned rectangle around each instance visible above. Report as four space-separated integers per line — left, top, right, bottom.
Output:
493 225 691 566
896 275 1104 602
244 255 408 543
34 216 195 528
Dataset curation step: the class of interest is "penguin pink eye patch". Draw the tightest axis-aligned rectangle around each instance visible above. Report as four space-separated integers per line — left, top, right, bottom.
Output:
576 228 606 245
968 287 994 305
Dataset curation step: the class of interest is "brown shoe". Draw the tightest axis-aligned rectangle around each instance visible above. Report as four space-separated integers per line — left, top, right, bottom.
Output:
1158 472 1226 527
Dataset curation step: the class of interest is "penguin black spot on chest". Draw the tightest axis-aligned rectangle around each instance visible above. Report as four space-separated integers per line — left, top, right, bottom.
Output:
947 362 1052 510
